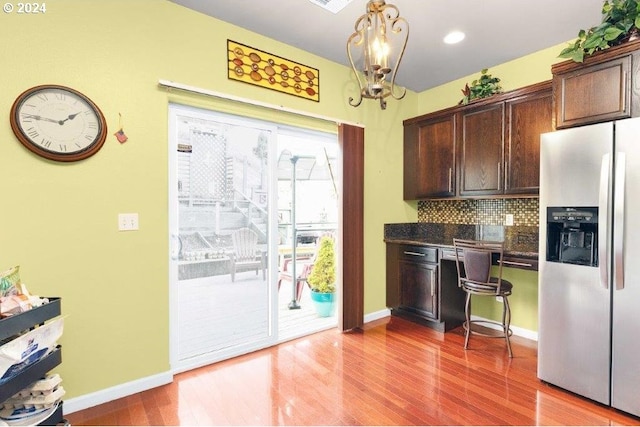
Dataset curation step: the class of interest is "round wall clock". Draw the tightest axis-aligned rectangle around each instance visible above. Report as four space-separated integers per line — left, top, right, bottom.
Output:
10 84 107 162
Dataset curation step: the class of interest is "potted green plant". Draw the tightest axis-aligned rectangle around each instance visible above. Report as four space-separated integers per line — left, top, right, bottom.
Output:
559 0 640 63
307 235 336 317
459 69 502 105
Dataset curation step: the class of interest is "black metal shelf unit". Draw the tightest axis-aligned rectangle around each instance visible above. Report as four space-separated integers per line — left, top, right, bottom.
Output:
0 298 64 426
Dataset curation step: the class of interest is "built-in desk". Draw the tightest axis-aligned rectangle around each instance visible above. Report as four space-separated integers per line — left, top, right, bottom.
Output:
383 222 539 268
384 222 539 332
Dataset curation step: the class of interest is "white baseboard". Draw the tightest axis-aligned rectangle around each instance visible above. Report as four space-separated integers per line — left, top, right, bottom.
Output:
470 314 538 341
63 371 173 415
364 308 391 324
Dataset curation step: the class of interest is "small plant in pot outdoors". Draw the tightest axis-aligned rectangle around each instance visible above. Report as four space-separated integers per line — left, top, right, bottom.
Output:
559 0 640 63
307 235 336 317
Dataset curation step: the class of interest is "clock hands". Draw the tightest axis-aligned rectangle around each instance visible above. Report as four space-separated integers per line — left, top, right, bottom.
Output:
22 114 59 124
22 112 82 125
58 112 81 124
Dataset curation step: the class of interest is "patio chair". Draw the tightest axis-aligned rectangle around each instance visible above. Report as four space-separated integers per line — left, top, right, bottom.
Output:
229 228 266 282
277 232 335 301
277 256 315 302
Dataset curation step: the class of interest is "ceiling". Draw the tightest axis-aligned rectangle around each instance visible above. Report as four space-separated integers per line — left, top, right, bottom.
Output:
169 0 605 93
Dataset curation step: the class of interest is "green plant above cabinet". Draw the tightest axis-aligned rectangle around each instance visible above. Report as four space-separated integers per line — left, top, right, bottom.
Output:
558 0 640 63
403 81 552 200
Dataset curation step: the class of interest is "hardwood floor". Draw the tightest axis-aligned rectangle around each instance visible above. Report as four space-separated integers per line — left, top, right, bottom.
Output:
67 316 639 425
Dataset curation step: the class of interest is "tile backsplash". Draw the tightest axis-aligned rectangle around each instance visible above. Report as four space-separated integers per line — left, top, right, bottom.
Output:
418 198 539 227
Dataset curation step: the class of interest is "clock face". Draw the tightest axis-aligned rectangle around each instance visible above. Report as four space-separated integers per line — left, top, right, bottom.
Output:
10 85 107 162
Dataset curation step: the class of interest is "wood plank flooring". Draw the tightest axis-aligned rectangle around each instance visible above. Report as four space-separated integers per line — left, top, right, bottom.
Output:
67 316 640 425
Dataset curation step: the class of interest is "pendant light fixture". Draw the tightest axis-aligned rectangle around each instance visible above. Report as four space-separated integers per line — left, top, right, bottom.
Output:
347 0 409 110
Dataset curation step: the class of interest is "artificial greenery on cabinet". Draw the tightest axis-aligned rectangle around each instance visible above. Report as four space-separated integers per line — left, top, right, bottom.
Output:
459 69 503 105
560 0 640 62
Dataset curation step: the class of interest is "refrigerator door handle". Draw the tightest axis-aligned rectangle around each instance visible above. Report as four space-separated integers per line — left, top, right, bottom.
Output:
614 152 626 290
599 153 610 290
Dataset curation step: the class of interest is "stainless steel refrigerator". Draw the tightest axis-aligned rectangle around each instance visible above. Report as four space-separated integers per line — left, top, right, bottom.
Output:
538 116 640 418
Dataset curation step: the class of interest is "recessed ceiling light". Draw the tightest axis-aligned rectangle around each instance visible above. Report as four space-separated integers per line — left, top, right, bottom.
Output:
444 31 465 44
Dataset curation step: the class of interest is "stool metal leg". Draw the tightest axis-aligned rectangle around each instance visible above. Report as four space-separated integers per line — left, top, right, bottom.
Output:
464 292 472 349
503 295 513 358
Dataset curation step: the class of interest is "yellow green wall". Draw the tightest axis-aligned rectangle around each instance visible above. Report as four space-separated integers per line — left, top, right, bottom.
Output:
473 267 540 332
0 0 575 405
0 0 417 401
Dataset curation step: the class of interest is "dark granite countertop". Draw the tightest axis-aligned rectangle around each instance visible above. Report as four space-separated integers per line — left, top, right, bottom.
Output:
384 223 539 259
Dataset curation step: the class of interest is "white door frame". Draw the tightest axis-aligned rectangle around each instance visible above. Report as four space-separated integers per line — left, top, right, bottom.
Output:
168 103 279 373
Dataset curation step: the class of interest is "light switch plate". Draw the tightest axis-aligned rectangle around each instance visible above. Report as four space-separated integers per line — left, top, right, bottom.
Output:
118 213 139 231
505 214 514 226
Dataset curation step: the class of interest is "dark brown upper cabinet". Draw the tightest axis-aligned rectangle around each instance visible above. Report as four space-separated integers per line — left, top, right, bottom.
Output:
404 112 456 199
553 38 640 129
505 89 553 194
459 103 504 196
403 81 552 200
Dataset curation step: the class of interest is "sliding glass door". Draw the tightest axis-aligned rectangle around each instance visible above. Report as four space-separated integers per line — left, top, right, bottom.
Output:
168 104 278 373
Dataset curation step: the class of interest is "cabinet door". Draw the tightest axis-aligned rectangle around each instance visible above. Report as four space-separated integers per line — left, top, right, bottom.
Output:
505 89 553 194
404 114 456 199
459 103 504 196
399 260 438 320
554 55 631 128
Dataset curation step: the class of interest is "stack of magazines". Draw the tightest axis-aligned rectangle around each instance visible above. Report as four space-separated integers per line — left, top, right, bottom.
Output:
0 374 65 426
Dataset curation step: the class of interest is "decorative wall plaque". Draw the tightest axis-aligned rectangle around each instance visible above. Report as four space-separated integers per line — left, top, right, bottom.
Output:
227 40 320 102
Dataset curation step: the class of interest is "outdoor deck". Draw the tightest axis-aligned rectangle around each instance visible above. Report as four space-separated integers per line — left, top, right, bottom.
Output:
277 272 337 342
176 268 337 363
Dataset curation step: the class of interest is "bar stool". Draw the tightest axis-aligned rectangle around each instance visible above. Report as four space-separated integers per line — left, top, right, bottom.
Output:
453 238 513 357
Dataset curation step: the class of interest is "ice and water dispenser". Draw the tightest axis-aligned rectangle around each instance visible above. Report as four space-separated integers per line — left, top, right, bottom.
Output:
546 207 598 267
